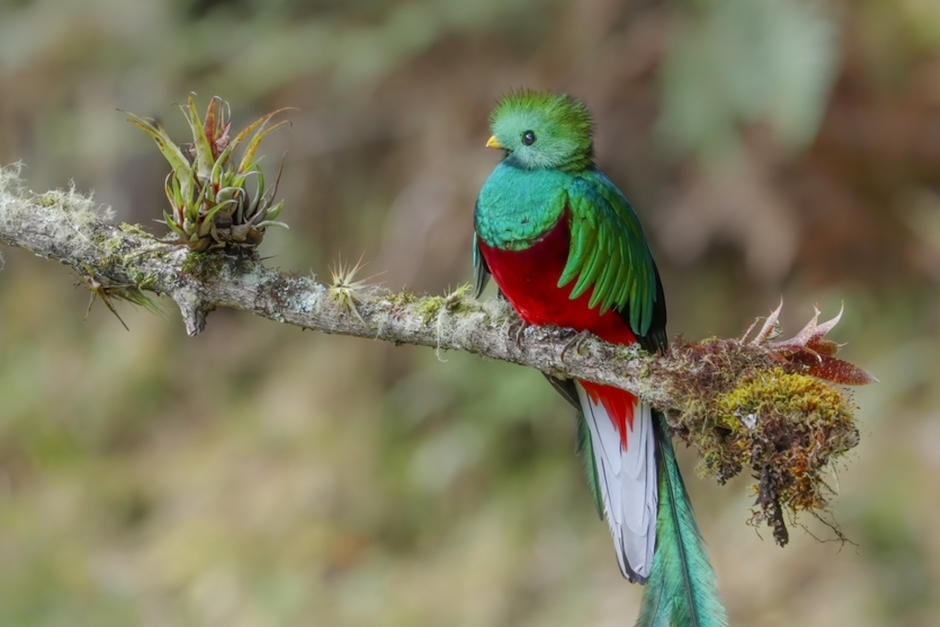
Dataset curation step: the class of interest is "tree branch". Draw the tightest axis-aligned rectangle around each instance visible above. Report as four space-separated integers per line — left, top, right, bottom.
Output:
0 164 865 542
0 165 664 398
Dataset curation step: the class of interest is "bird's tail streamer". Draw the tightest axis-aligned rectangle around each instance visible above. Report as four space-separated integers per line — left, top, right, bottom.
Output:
636 414 728 627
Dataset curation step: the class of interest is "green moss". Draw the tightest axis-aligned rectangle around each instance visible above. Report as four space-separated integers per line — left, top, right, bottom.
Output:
415 296 445 323
180 252 200 275
403 286 489 326
132 273 160 292
180 251 227 280
452 300 486 317
386 290 418 306
446 283 472 301
444 284 486 316
716 369 850 432
104 235 126 254
119 223 151 237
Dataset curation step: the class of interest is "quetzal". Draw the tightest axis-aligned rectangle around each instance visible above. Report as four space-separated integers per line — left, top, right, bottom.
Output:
473 90 727 626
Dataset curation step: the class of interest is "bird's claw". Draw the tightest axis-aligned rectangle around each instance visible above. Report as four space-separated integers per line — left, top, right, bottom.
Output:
507 317 529 349
560 329 592 362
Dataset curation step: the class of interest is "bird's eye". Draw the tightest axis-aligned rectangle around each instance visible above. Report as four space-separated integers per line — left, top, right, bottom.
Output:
522 130 536 146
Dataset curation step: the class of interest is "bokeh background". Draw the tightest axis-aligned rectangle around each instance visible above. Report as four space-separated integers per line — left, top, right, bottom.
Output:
1 1 938 625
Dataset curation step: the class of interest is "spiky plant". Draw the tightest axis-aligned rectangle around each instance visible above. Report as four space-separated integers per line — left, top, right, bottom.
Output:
126 95 291 251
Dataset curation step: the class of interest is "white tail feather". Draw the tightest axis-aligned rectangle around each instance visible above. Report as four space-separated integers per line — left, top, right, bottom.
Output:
576 382 658 582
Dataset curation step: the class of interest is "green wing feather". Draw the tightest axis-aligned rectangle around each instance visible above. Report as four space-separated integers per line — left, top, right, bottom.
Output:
558 173 659 335
637 416 728 627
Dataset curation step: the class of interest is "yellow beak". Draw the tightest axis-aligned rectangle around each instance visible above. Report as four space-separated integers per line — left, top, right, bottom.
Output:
485 135 503 149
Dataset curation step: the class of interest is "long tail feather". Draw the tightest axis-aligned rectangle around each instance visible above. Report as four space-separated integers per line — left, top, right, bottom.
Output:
637 415 727 627
576 382 658 582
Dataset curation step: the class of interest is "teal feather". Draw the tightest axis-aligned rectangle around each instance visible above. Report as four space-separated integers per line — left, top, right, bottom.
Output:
474 162 568 250
637 416 728 627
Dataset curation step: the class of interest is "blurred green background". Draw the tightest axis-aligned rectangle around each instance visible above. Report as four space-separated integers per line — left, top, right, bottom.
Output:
1 1 939 625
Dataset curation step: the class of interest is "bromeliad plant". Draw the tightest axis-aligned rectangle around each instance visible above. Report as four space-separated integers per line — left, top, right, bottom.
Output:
126 95 291 251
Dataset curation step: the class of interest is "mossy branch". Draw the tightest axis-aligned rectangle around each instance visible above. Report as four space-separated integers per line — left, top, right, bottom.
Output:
0 164 867 543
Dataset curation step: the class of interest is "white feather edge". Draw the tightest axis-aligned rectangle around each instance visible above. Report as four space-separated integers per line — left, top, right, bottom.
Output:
576 382 657 581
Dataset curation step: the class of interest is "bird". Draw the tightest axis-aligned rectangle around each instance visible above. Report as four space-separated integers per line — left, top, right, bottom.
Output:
473 89 727 626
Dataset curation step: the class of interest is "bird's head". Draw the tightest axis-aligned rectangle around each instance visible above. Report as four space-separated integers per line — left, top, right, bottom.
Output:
486 89 594 172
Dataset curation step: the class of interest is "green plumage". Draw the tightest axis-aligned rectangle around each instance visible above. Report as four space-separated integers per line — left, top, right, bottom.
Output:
637 416 728 627
489 90 593 172
558 172 659 333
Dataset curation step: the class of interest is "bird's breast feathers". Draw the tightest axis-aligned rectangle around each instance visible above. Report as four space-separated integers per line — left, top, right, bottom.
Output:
474 162 571 251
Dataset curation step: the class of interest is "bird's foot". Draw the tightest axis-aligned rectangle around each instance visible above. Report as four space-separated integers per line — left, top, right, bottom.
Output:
507 316 529 349
560 329 592 362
